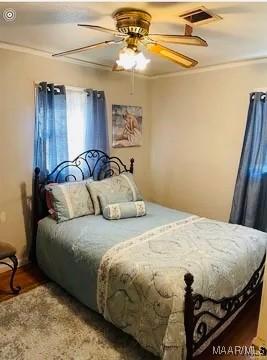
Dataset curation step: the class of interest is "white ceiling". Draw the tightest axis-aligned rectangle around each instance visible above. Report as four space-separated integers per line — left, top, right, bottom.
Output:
1 2 267 76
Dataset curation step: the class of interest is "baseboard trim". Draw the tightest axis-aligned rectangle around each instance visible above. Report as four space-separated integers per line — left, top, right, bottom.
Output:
0 257 29 273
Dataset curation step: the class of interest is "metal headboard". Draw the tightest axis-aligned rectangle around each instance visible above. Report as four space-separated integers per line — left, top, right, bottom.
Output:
31 149 134 260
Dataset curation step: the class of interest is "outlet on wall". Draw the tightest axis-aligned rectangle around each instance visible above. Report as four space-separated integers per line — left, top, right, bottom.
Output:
0 211 6 223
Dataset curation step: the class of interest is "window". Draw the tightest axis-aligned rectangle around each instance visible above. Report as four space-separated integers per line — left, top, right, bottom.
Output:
66 87 87 159
34 82 108 176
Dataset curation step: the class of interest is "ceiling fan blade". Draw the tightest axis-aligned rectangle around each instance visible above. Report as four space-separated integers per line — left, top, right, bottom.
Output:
78 24 127 38
52 40 123 57
148 34 208 47
145 43 198 68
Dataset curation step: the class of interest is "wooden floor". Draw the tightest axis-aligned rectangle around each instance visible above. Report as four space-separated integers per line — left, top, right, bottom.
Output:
0 264 261 360
0 263 47 302
197 292 261 360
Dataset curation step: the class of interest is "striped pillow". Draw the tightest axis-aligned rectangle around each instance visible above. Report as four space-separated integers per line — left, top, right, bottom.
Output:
45 179 94 222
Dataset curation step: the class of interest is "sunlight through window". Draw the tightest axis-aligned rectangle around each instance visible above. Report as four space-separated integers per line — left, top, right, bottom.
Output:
66 88 87 160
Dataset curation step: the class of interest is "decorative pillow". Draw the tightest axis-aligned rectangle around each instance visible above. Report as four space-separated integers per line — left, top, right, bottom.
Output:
87 172 143 215
101 200 146 220
45 189 56 219
45 179 94 223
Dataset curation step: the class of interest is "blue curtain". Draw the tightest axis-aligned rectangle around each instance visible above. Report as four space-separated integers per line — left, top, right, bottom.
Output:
34 82 68 178
85 89 109 153
85 89 109 178
230 92 267 231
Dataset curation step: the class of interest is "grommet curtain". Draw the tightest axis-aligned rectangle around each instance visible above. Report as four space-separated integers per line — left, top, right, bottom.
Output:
230 92 267 231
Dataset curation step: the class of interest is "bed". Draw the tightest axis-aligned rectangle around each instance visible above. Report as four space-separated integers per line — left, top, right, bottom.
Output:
32 149 267 360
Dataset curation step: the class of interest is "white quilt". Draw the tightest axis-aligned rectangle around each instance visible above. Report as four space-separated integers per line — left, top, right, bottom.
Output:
97 216 267 359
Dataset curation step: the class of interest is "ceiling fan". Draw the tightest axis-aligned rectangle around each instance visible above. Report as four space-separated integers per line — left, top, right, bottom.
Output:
53 8 208 71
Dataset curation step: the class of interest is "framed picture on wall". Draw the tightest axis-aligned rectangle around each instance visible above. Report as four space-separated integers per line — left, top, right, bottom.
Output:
112 104 142 148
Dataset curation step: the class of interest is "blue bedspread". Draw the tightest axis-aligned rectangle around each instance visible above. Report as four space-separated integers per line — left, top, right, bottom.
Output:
36 202 191 311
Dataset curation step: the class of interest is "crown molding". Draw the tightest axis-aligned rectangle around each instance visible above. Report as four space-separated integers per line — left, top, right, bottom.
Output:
149 56 267 79
0 41 149 79
1 40 267 80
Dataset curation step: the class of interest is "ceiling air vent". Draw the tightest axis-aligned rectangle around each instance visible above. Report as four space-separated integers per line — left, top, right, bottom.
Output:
179 6 222 26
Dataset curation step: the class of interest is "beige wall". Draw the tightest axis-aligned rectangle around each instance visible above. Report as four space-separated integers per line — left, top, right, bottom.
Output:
149 62 267 221
2 47 267 263
0 48 151 260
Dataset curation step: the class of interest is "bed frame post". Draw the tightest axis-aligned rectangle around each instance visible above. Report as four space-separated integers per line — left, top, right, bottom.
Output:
184 272 194 360
130 158 134 174
30 167 40 262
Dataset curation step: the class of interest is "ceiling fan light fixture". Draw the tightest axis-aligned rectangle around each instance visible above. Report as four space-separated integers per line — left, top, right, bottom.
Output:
116 47 150 71
135 52 150 71
116 47 136 70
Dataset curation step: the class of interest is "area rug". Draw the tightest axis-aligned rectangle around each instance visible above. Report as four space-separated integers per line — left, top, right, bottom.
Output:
0 283 157 360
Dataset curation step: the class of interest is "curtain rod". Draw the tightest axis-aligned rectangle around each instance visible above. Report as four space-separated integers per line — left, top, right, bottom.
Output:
34 82 104 99
34 81 103 93
35 84 85 93
34 82 62 93
251 93 266 100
